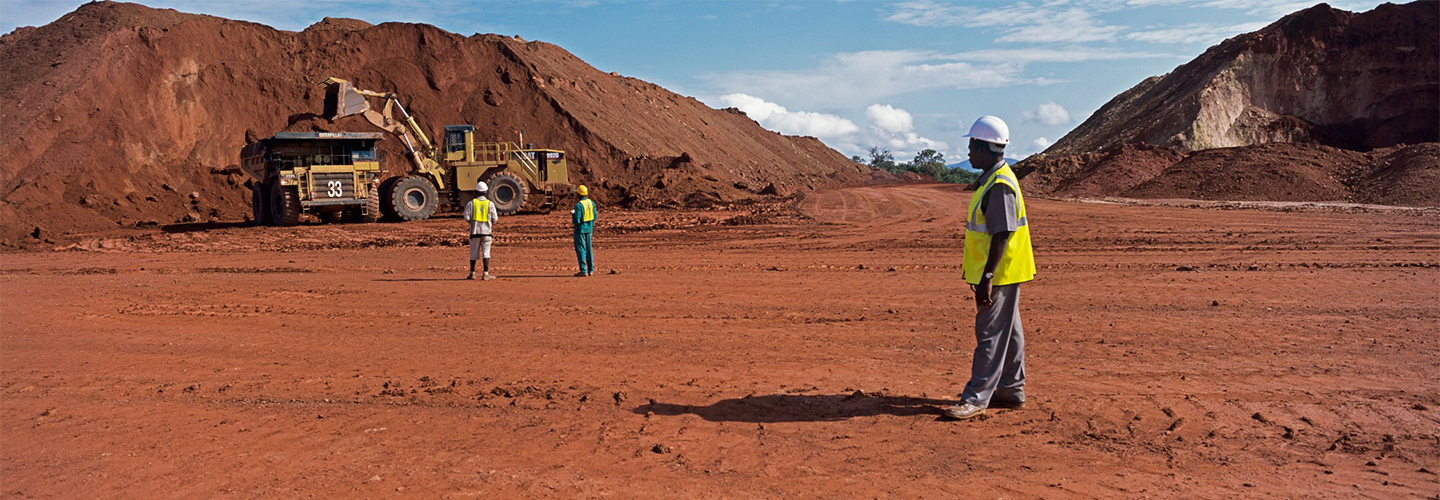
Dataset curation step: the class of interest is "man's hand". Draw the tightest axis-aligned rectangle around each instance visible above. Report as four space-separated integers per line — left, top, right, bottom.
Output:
974 280 993 309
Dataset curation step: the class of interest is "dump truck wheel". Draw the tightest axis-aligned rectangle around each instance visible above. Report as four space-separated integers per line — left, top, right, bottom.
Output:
389 175 438 221
378 177 399 220
269 183 301 226
360 183 381 222
251 182 271 226
319 210 345 224
487 172 527 215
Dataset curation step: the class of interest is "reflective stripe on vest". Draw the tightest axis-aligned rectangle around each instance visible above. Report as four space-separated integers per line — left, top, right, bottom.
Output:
580 199 595 222
962 163 1036 286
471 199 490 222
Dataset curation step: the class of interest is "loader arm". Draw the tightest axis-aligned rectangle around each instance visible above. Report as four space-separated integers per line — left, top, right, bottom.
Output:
318 77 446 188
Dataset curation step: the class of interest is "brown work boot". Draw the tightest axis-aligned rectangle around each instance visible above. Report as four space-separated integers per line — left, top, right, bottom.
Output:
465 272 475 280
989 398 1026 410
942 402 985 420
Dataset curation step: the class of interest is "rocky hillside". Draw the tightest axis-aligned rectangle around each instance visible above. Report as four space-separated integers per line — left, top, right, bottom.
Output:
1046 1 1436 155
0 2 871 246
1018 1 1438 206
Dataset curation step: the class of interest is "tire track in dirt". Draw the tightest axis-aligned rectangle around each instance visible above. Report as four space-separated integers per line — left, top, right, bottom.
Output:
2 184 1437 497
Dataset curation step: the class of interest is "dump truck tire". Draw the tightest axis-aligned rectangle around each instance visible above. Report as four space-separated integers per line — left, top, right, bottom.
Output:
319 210 345 224
251 182 271 226
487 171 527 215
390 175 438 221
377 177 399 220
358 184 381 223
269 182 301 226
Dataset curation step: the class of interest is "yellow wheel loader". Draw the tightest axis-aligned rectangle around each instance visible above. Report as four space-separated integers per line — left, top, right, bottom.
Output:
319 77 574 220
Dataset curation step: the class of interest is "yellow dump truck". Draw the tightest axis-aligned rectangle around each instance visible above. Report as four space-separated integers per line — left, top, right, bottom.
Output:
322 77 574 220
241 132 385 226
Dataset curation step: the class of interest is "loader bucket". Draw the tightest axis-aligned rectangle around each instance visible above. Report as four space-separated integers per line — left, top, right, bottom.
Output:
320 78 370 120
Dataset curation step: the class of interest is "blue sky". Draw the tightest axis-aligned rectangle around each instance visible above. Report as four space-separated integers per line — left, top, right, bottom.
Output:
2 0 1387 163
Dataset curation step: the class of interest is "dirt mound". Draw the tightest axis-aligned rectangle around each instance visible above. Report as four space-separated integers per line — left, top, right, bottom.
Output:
1123 143 1370 202
1046 1 1438 155
1349 143 1440 206
1024 141 1439 206
1018 143 1187 197
0 2 870 247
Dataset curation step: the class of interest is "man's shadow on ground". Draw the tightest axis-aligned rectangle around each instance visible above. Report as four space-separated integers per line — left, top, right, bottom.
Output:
632 393 956 423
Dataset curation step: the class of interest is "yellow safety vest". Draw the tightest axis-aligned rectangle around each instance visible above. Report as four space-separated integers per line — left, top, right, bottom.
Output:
471 199 490 222
579 199 595 222
963 163 1035 286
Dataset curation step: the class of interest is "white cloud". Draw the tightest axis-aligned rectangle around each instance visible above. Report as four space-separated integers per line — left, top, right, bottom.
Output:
1196 0 1348 16
701 50 1029 109
1124 21 1269 44
865 104 914 135
713 96 946 159
885 132 950 157
941 46 1182 63
866 104 949 159
885 1 1122 43
1022 102 1071 126
1115 0 1387 17
717 93 859 140
1033 137 1053 150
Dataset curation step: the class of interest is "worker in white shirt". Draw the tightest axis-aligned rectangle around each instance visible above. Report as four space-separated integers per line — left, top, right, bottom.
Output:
464 180 499 280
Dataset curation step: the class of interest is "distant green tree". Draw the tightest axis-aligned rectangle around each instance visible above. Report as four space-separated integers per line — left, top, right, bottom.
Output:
857 146 980 183
911 149 947 179
938 168 980 184
867 147 897 172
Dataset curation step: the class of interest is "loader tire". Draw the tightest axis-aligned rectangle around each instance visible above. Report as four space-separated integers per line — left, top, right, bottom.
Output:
269 182 301 226
389 175 438 221
251 182 271 226
487 171 527 216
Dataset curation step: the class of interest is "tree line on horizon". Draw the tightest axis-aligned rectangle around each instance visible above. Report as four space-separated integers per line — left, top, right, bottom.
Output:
852 147 980 184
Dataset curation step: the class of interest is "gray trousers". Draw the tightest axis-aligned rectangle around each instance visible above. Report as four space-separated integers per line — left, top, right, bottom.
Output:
961 283 1025 407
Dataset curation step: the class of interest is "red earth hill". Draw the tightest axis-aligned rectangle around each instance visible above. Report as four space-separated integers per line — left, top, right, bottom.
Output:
1017 1 1438 205
0 2 872 246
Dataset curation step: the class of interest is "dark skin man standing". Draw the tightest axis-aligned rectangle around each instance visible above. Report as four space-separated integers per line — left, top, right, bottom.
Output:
944 116 1037 420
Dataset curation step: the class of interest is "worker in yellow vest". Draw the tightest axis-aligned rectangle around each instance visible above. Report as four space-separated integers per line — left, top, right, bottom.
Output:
944 116 1036 421
465 180 499 281
572 185 598 277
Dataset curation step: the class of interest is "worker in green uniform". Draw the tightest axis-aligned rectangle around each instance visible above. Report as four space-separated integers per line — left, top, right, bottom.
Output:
572 185 597 277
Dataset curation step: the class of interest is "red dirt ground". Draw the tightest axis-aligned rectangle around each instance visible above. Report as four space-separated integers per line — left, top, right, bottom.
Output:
3 185 1438 498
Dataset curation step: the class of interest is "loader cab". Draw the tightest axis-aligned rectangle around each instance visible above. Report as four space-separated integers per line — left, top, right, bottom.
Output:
444 125 475 162
526 150 568 184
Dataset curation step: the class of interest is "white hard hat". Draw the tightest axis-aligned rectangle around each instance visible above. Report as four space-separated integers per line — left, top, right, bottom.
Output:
476 181 488 192
964 116 1010 146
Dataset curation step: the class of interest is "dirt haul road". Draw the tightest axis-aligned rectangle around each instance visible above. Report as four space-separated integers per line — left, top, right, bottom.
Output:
2 184 1437 498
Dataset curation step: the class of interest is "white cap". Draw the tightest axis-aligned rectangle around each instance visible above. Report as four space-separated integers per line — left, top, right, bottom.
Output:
476 181 488 192
963 115 1010 146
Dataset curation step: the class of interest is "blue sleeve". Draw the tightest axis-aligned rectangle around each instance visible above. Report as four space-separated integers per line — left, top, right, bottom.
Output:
573 201 582 225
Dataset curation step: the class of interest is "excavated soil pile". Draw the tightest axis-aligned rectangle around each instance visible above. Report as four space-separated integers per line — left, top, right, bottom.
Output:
1019 1 1439 205
1018 143 1187 198
1022 142 1439 205
0 2 870 247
